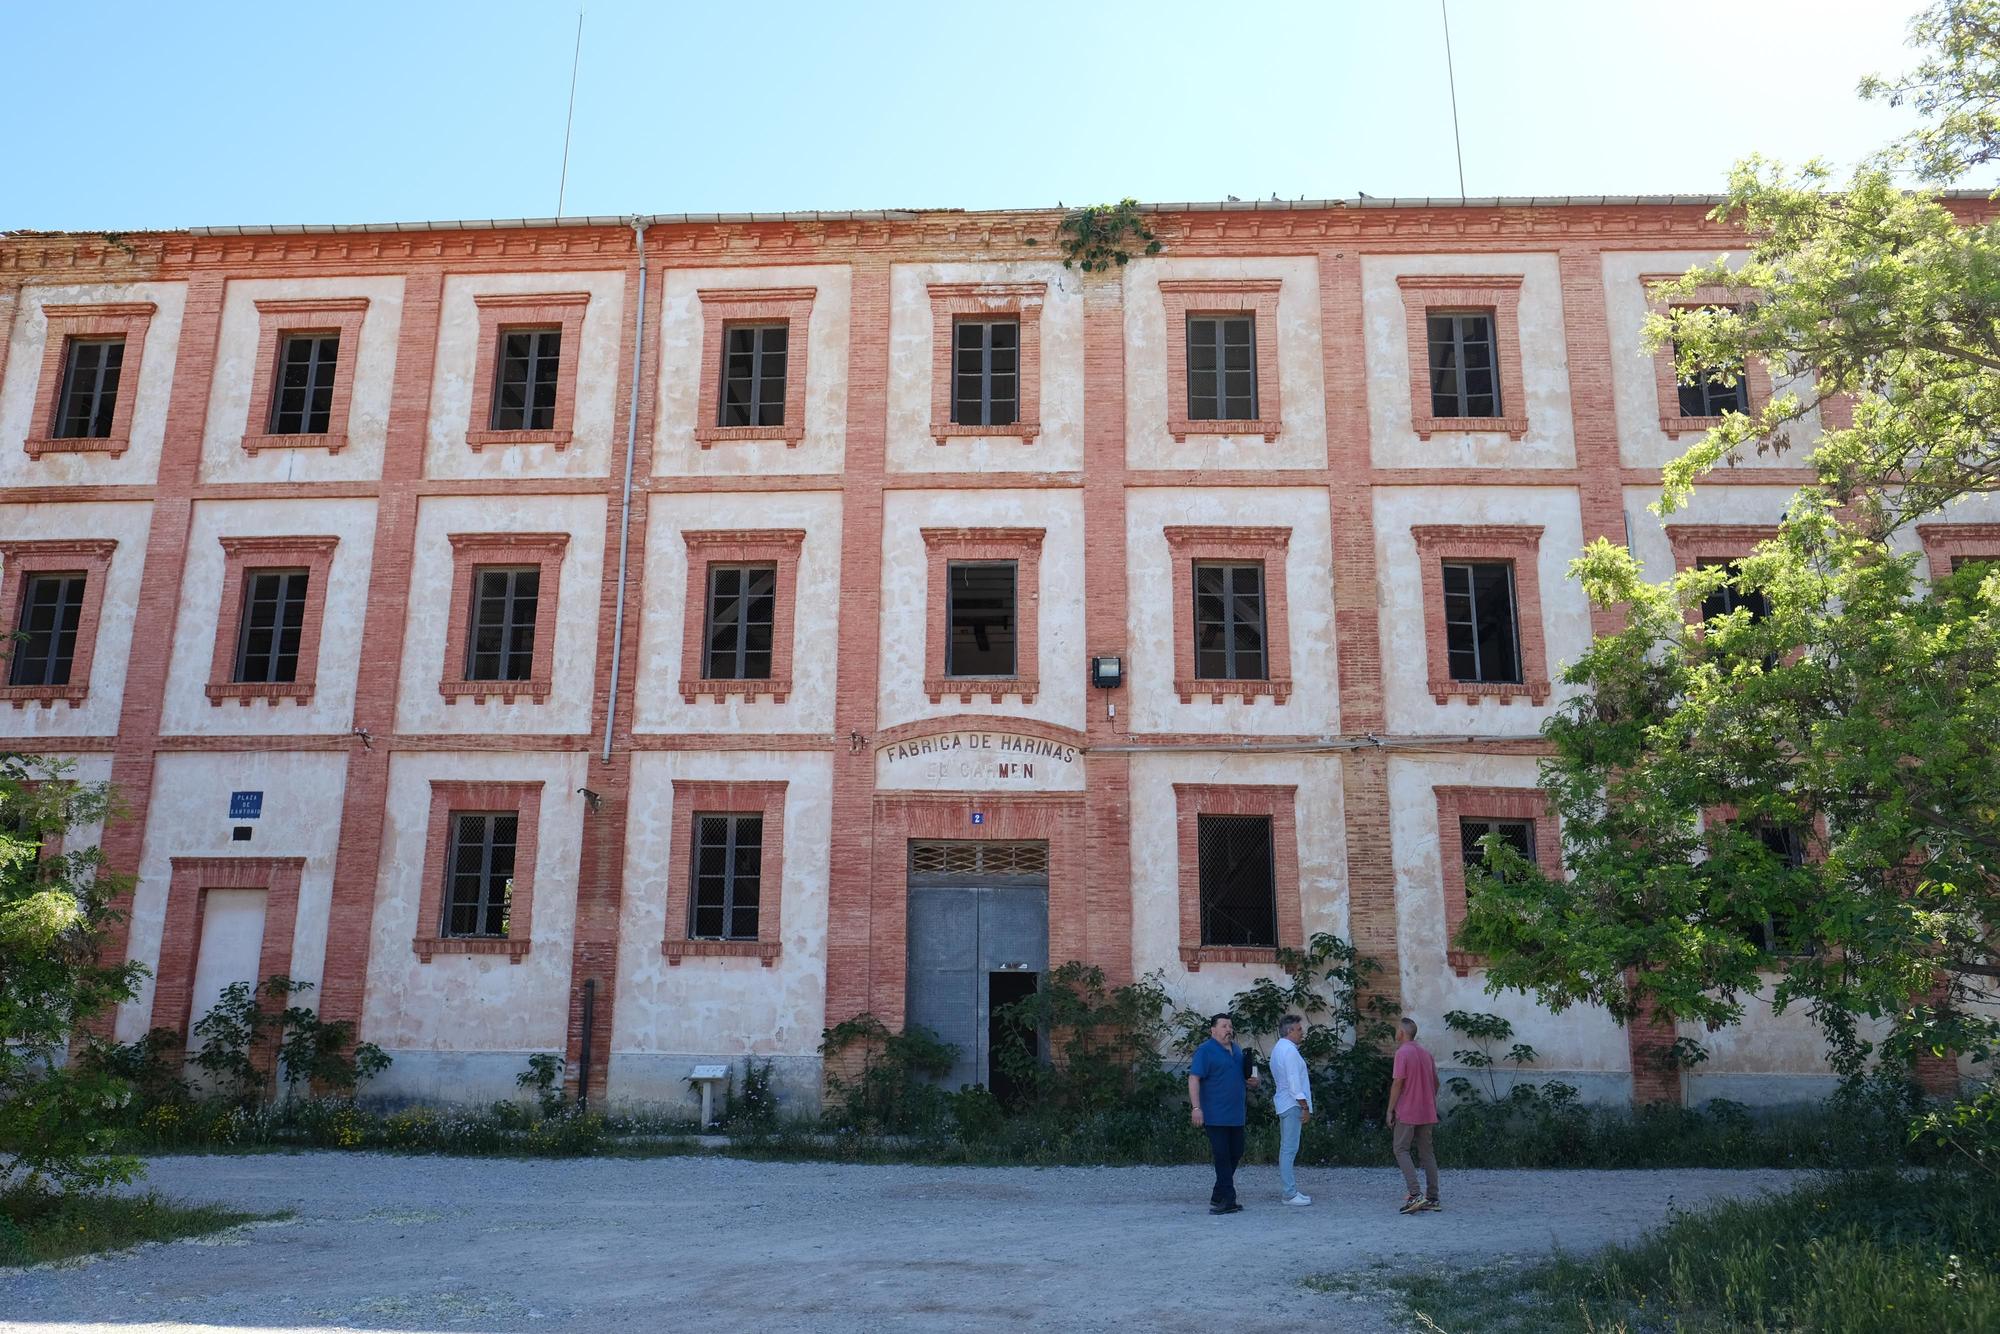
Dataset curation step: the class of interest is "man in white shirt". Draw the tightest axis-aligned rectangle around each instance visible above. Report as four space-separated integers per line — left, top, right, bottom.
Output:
1270 1014 1314 1205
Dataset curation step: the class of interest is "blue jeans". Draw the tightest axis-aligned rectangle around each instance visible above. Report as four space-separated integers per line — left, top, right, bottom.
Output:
1277 1106 1304 1197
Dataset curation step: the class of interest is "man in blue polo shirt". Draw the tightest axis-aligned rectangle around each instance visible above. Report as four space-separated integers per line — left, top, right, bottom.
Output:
1188 1012 1258 1213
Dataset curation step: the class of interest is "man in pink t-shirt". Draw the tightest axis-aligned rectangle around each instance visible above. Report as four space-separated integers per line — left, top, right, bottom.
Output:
1385 1016 1441 1213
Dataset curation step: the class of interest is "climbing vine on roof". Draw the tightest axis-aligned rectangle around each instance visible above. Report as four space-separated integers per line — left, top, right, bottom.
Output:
1045 199 1162 272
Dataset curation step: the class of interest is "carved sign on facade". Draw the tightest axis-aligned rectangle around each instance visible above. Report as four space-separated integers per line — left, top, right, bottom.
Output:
876 730 1084 792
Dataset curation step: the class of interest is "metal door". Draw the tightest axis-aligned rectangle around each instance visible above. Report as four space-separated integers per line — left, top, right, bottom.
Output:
905 841 1049 1092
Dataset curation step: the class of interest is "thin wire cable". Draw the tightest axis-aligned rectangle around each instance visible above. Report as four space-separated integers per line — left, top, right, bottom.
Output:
1441 0 1467 201
556 8 584 217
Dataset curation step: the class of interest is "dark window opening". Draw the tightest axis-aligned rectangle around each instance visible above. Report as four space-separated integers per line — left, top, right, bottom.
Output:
1197 813 1277 947
1193 561 1267 681
721 323 788 428
465 566 539 682
703 564 776 680
443 811 517 938
1697 557 1771 624
952 318 1019 427
1748 824 1813 956
1672 309 1745 417
490 328 561 431
269 333 340 434
1459 817 1536 886
9 573 86 687
690 812 762 941
55 338 124 439
233 569 309 684
947 562 1017 677
1186 316 1257 421
1949 554 1996 574
1426 312 1499 417
1442 561 1521 684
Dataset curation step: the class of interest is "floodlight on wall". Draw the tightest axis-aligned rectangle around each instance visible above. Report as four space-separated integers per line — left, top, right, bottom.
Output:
1090 656 1124 690
578 787 603 815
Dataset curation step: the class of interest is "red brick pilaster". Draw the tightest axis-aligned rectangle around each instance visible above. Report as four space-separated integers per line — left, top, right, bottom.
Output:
1081 273 1132 984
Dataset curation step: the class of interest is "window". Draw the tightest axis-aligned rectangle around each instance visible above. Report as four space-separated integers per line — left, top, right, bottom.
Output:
10 573 86 687
704 565 776 681
1696 557 1770 623
464 566 539 682
1748 824 1812 956
1186 316 1257 421
1426 313 1499 418
689 813 762 941
443 811 517 939
1675 344 1744 419
1643 278 1772 438
947 562 1017 677
54 340 124 439
1460 817 1534 873
1193 562 1267 681
952 319 1019 427
1196 814 1277 948
489 328 561 432
1434 786 1560 974
721 324 788 428
1441 561 1521 685
1916 523 2000 581
233 570 309 684
268 334 339 435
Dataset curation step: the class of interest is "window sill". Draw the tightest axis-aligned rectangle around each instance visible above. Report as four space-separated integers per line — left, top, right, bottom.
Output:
925 676 1040 705
205 682 315 706
465 428 573 451
1427 678 1550 706
693 423 806 448
1413 415 1528 440
663 939 781 967
23 435 129 459
414 937 530 963
1180 945 1279 971
1169 417 1281 442
1175 677 1292 705
1659 414 1726 440
929 420 1041 445
678 677 792 704
440 679 553 705
0 684 88 708
242 431 348 456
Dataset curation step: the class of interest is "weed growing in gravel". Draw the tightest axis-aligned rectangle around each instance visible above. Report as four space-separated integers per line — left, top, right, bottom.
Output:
0 1186 268 1267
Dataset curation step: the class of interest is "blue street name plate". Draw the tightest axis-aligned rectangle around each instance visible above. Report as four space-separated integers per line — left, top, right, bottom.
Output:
229 791 264 820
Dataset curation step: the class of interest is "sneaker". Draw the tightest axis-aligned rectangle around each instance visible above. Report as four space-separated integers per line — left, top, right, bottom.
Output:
1283 1193 1312 1206
1221 1202 1244 1214
1399 1193 1425 1215
1422 1197 1442 1212
1208 1203 1229 1215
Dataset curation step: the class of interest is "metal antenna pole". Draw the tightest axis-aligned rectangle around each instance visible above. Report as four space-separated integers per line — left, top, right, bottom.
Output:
556 8 584 217
1441 0 1467 201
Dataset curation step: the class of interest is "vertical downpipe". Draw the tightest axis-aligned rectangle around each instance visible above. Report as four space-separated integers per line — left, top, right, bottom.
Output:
578 978 597 1111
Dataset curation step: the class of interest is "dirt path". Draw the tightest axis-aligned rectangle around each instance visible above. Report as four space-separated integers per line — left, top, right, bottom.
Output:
2 1154 1804 1333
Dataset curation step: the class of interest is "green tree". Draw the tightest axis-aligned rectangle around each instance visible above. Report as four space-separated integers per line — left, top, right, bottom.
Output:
1460 1 2000 1101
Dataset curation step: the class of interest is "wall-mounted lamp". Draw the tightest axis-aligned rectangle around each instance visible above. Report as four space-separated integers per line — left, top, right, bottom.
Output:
577 787 603 815
1090 656 1124 690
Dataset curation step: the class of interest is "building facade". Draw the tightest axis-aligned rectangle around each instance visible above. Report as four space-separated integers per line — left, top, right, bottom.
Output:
3 200 1984 1112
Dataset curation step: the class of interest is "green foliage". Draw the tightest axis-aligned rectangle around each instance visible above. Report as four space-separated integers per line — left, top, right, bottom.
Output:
0 1186 262 1266
1054 199 1162 272
187 976 390 1104
516 1052 566 1117
817 1013 958 1134
1916 1080 2000 1177
78 1027 188 1111
729 1057 779 1129
992 963 1180 1114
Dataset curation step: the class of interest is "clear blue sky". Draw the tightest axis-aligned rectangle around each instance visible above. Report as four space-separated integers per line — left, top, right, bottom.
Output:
0 0 1930 231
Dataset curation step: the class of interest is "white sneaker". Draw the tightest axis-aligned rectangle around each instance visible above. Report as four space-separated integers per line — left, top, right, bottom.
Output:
1283 1192 1312 1206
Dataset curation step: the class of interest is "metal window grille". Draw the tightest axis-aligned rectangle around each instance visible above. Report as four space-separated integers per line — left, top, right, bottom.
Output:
1186 316 1257 420
269 333 340 434
1193 562 1266 681
703 563 776 680
1749 824 1812 955
1459 817 1535 873
233 569 309 684
1696 557 1771 623
946 562 1017 677
490 328 561 431
908 841 1050 880
1426 312 1500 417
9 573 86 687
1441 560 1522 684
465 565 540 682
443 810 517 938
690 812 762 940
952 319 1019 426
54 339 124 439
1197 814 1277 947
721 323 788 428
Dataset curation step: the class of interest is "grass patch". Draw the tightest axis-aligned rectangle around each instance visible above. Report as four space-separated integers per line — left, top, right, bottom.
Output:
1328 1168 2000 1334
0 1188 266 1267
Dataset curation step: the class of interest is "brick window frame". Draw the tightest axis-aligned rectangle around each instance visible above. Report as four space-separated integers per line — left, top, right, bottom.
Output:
678 529 805 703
1158 279 1282 441
922 527 1043 704
150 856 304 1037
1916 523 2000 580
926 281 1044 444
1172 783 1302 970
1433 786 1561 976
24 302 156 459
240 297 369 456
1665 524 1780 626
1395 274 1528 440
464 291 590 451
1641 275 1774 440
1412 524 1550 705
0 538 117 708
693 287 815 447
203 535 339 706
413 780 543 962
663 779 787 966
1163 525 1292 704
439 532 569 704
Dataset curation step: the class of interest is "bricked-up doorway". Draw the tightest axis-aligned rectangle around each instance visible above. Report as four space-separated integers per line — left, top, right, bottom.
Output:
905 841 1049 1095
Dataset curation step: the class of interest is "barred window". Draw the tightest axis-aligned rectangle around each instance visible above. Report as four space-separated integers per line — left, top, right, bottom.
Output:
269 333 339 435
1426 312 1500 418
1193 562 1266 681
1750 824 1813 956
704 564 776 680
55 339 124 439
691 812 762 941
1697 558 1770 623
1442 561 1521 684
947 562 1017 677
9 573 86 687
1186 316 1257 421
443 811 516 938
465 566 539 682
1197 814 1277 947
721 323 788 428
490 328 561 431
952 319 1018 427
1459 817 1534 875
233 569 309 684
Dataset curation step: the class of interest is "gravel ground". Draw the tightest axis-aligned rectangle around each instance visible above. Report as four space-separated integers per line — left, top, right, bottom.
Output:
1 1154 1805 1333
